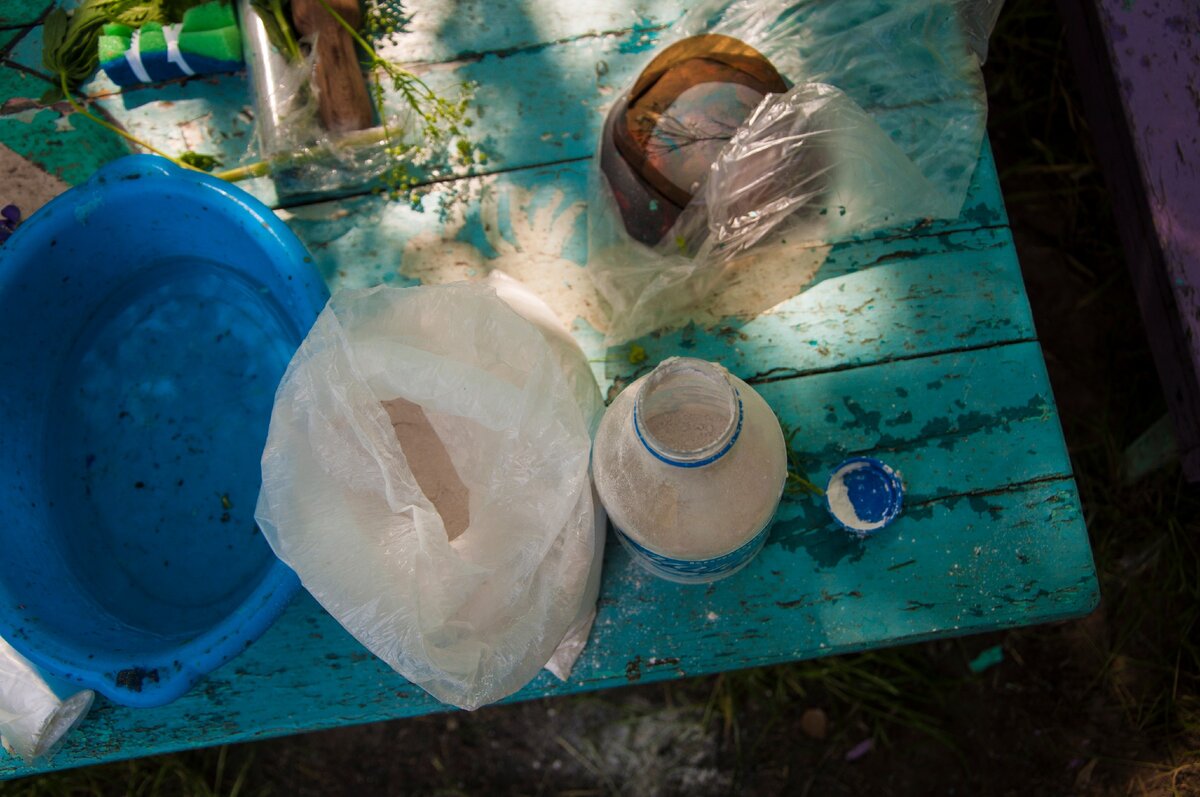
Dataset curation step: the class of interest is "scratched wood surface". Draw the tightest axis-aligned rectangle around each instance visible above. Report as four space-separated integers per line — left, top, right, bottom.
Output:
0 1 47 30
1 0 987 208
0 0 1097 779
1058 0 1200 479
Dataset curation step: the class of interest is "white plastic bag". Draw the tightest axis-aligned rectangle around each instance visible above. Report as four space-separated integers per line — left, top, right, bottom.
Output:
589 0 1004 343
0 637 93 764
591 82 948 343
256 282 604 710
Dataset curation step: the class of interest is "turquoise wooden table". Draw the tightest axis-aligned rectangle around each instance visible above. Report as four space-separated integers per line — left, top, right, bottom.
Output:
0 0 1098 778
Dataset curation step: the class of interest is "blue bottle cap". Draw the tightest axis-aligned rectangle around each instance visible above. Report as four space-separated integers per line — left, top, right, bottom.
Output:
825 457 904 535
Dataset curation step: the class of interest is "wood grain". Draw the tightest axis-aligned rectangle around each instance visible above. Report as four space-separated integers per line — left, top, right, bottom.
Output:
0 1 47 31
0 342 1095 778
1 0 995 212
0 0 1097 779
290 0 374 132
1058 0 1200 479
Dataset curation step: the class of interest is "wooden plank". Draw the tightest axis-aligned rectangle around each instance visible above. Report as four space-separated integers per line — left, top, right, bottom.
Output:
607 225 1029 387
0 2 48 30
3 29 679 203
275 147 1018 390
0 26 31 58
367 0 679 64
0 340 1095 778
0 67 256 189
755 344 1071 504
0 62 132 186
3 1 996 214
0 0 1095 779
0 1 675 102
6 0 977 119
1 0 677 90
276 140 1004 290
1058 0 1200 479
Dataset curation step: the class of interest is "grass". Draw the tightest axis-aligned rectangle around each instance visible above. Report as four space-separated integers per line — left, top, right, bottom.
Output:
700 648 964 756
989 0 1200 758
0 747 261 797
1080 434 1200 739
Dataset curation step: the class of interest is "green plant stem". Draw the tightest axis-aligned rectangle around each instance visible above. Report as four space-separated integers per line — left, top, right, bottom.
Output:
272 1 301 61
219 1 470 189
59 73 198 171
315 0 374 52
213 160 272 182
213 126 391 183
313 0 436 100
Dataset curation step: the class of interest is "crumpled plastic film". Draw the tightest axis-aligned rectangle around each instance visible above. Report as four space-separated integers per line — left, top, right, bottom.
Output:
588 0 1004 344
0 638 94 764
238 0 400 196
672 0 999 204
256 282 605 710
592 82 949 342
484 271 606 682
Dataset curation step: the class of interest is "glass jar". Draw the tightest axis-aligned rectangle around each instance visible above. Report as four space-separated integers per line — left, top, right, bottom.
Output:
592 357 787 583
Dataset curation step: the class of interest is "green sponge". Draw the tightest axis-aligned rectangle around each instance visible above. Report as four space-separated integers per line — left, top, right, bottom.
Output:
180 1 242 61
98 1 243 87
98 23 134 64
182 1 238 33
136 21 168 56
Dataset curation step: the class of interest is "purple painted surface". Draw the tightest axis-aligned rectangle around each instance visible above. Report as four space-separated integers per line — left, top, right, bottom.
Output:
1101 0 1200 321
1060 0 1200 478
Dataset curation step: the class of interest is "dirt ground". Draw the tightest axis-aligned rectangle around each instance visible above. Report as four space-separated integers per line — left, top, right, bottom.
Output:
3 0 1198 795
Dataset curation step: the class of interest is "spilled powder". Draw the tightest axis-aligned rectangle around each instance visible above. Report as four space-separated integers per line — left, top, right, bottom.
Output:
382 397 470 541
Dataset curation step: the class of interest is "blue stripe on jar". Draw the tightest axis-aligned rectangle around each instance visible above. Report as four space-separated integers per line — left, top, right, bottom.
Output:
632 391 744 469
614 521 771 584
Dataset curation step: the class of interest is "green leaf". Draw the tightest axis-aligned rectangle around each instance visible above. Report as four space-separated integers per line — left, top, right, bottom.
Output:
41 0 215 100
40 85 66 105
179 151 222 171
249 0 301 62
41 9 70 74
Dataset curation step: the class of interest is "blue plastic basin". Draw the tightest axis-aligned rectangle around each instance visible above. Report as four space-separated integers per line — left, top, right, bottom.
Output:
0 156 327 707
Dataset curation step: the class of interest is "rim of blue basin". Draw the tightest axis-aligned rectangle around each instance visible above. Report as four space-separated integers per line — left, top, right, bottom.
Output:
0 155 327 707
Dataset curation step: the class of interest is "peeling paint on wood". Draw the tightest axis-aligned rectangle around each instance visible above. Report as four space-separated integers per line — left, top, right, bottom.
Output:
3 3 1000 209
0 1 47 31
0 0 1097 780
1059 0 1200 478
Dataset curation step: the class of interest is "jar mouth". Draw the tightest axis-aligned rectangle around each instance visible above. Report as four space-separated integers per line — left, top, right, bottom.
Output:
633 358 743 467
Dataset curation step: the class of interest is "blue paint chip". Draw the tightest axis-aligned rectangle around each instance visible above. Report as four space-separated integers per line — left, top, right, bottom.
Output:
825 457 904 535
968 644 1004 673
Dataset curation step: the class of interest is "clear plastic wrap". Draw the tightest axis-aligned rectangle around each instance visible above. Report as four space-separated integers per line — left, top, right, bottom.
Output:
0 638 93 764
255 282 605 710
238 0 397 196
589 0 1004 343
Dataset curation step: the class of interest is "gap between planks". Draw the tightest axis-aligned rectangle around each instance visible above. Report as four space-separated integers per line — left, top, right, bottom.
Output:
734 335 1039 387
